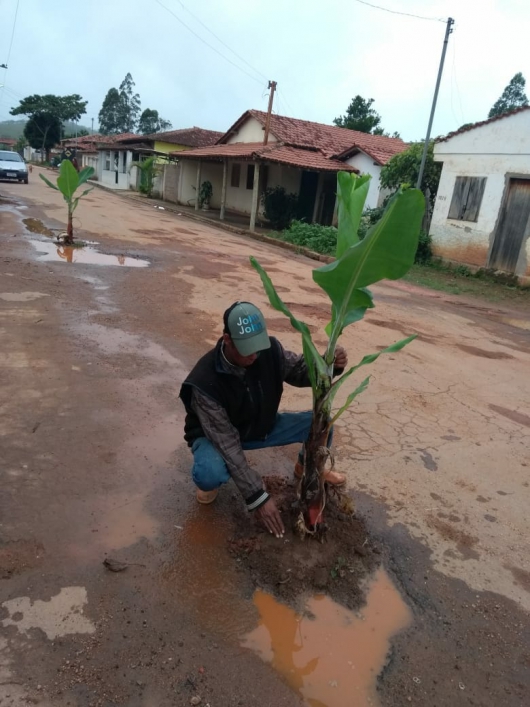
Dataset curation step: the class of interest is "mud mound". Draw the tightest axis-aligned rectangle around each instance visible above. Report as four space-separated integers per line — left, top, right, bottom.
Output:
229 476 380 610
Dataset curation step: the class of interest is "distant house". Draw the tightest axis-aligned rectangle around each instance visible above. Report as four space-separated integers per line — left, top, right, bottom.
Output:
118 126 224 156
173 109 407 230
430 106 530 283
0 137 16 151
83 127 222 191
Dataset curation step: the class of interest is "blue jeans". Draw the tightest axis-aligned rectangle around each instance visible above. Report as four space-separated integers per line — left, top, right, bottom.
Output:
191 411 333 491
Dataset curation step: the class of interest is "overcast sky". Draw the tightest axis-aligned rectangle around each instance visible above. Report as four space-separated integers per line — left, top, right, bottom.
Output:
1 0 529 141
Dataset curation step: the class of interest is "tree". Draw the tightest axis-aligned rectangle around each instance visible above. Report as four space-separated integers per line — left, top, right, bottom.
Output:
98 88 122 134
138 109 172 135
334 95 384 134
40 161 94 244
251 174 425 536
488 72 529 118
10 94 87 160
116 73 141 132
14 134 28 155
23 114 62 161
130 156 161 198
63 128 89 139
380 141 442 208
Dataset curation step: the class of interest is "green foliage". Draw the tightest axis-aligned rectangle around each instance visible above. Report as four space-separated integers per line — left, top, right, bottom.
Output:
334 95 383 134
357 206 385 241
130 156 159 198
279 221 337 255
261 186 298 230
252 171 425 413
39 160 94 242
23 114 62 156
380 141 441 206
14 134 28 154
98 73 141 134
138 109 172 135
10 94 87 160
488 72 528 118
415 231 433 264
198 180 213 207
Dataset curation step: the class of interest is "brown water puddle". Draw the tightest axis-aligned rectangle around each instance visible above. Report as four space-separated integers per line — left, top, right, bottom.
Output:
29 239 149 267
23 217 55 237
242 568 412 707
499 316 530 331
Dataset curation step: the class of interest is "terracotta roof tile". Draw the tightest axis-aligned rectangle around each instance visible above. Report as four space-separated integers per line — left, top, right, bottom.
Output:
220 110 407 165
172 142 358 173
144 126 224 147
437 105 530 143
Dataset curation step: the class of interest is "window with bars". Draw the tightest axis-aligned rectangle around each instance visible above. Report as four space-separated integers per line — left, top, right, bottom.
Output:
447 176 487 222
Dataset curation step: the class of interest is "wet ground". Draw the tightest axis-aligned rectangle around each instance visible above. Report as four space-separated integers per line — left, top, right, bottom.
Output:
0 170 529 706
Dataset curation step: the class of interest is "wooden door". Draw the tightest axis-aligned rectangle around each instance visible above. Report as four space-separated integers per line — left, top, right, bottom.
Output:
489 179 530 272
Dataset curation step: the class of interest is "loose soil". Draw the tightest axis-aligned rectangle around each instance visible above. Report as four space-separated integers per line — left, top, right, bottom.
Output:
229 476 379 609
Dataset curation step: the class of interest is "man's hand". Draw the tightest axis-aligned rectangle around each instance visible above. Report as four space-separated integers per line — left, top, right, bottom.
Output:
255 498 285 538
334 346 348 370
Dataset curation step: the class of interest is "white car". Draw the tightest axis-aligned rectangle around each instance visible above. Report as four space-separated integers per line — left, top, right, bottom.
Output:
0 150 29 184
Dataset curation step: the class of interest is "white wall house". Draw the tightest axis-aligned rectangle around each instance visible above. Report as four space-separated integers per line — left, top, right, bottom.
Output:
174 110 407 230
430 107 530 282
97 148 135 189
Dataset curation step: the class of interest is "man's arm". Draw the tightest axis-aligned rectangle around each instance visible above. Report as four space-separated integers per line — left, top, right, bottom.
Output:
191 389 269 509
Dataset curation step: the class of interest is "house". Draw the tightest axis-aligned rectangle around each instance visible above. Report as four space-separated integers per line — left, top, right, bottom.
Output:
0 137 16 150
118 126 224 156
173 109 408 230
88 127 222 191
429 106 530 282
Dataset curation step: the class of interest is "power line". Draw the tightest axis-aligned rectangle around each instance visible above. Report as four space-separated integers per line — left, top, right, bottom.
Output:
173 0 268 84
3 0 20 68
154 0 265 87
352 0 445 23
1 0 21 110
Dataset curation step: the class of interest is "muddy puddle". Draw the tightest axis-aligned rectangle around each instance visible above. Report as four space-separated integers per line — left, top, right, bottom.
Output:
242 568 411 707
29 239 149 267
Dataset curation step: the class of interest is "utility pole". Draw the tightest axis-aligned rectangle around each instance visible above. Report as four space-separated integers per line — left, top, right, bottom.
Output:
416 17 454 190
91 117 94 135
263 80 277 146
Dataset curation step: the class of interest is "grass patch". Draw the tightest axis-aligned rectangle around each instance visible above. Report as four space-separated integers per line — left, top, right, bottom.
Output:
404 263 530 304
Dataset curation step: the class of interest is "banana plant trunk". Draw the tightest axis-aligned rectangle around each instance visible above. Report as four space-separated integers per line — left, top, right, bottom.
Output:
65 206 74 245
300 373 333 531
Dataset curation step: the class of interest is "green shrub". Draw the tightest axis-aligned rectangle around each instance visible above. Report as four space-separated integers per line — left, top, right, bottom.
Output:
415 231 432 264
452 263 472 277
279 220 337 255
358 206 385 241
262 186 298 230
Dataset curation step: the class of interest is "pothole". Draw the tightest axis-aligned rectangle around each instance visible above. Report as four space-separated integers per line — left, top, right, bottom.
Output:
242 568 412 707
22 217 55 237
29 240 149 267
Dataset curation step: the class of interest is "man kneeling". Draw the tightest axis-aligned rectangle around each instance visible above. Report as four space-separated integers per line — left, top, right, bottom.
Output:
179 301 348 539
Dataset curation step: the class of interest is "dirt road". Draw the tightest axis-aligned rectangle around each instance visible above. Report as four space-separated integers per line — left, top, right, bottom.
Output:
1 169 529 707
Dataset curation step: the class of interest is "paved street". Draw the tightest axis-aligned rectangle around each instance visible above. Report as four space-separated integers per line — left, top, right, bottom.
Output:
1 169 529 707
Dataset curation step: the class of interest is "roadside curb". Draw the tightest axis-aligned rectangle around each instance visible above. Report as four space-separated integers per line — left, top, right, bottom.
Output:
88 180 334 265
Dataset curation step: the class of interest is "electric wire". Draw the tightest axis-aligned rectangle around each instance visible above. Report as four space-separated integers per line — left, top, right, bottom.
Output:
0 0 21 111
154 0 264 86
172 0 268 83
352 0 446 23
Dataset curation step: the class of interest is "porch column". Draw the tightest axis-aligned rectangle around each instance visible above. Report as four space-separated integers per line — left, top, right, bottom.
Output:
249 163 261 232
220 159 228 221
195 159 201 211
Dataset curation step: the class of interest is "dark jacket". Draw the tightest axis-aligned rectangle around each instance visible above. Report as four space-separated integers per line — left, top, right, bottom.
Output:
180 337 284 446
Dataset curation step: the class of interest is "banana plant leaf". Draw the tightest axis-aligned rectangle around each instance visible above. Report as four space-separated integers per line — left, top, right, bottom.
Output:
77 166 95 187
336 172 371 258
57 159 79 201
39 173 59 191
250 256 328 391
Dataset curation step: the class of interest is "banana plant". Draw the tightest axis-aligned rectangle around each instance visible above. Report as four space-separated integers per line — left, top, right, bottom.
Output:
251 171 425 536
40 160 94 244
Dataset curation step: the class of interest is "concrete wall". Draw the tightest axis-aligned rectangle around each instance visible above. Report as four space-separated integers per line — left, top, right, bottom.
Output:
225 117 276 144
345 151 382 209
154 140 188 155
162 163 181 203
430 111 530 275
